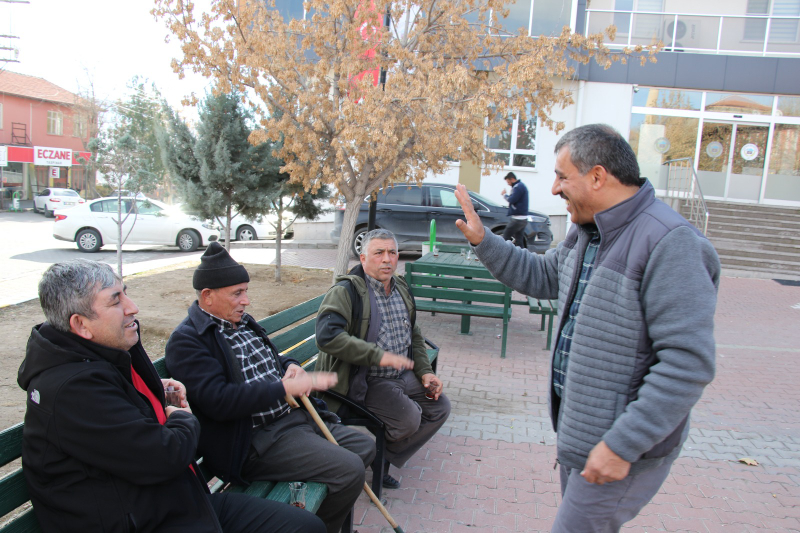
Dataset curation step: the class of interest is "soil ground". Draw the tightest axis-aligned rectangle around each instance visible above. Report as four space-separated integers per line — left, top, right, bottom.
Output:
0 263 334 429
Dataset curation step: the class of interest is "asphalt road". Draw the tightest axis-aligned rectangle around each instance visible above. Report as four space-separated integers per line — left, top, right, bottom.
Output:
0 210 209 307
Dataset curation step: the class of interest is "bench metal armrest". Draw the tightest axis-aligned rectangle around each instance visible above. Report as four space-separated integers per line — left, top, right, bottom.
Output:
424 337 439 352
322 390 386 429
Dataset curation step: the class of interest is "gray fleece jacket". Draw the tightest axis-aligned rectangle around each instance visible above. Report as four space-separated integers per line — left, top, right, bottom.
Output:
475 181 720 474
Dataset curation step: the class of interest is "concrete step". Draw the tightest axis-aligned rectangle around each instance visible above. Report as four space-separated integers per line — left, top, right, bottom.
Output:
716 253 800 276
711 240 800 264
711 238 800 258
706 213 800 230
706 226 800 243
706 201 800 218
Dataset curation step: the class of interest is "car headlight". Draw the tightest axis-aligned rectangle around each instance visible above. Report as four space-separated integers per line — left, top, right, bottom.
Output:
202 222 216 230
528 215 547 224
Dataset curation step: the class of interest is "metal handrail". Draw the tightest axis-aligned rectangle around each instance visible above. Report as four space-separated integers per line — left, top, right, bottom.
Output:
661 158 709 236
585 8 800 57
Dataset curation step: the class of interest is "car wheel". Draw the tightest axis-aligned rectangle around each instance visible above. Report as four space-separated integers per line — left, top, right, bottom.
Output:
351 226 369 257
177 230 200 252
76 229 102 253
45 206 54 218
283 231 294 240
32 203 40 214
236 225 256 241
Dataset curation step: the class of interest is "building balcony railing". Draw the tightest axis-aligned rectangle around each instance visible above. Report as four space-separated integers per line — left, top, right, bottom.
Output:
585 9 800 57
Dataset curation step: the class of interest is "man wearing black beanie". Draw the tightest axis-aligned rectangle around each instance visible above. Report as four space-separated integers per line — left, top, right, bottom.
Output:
166 243 375 533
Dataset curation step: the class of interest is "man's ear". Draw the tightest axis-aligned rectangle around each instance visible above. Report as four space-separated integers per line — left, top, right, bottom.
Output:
590 165 609 191
69 314 94 341
199 288 214 305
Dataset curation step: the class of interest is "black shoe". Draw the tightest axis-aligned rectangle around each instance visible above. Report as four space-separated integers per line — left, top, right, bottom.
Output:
382 473 401 489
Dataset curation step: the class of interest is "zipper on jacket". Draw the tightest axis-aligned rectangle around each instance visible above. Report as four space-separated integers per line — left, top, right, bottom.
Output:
553 458 560 470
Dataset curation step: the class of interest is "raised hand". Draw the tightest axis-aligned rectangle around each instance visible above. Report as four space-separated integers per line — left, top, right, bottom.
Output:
454 183 486 245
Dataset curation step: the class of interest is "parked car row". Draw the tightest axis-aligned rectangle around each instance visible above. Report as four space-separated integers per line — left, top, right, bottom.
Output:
330 183 553 256
53 197 219 253
217 212 295 241
33 188 85 217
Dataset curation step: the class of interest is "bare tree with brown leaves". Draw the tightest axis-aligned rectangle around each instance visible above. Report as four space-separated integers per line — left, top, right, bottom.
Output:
154 0 657 276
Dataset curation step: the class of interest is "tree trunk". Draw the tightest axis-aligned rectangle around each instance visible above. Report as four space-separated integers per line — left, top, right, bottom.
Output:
275 216 282 283
116 194 123 277
225 205 232 252
332 200 361 279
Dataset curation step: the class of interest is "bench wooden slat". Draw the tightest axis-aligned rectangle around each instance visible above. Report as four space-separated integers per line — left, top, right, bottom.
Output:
225 480 278 498
258 295 325 336
0 470 30 519
271 320 316 354
0 508 40 533
407 275 507 292
415 300 507 318
0 424 23 468
406 262 497 279
410 286 510 305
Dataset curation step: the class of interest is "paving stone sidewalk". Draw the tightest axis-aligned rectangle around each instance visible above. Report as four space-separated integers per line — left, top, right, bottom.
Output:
349 275 800 533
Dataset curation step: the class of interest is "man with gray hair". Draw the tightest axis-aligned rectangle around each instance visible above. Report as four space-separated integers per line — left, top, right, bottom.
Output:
18 259 323 533
454 124 720 531
316 229 451 489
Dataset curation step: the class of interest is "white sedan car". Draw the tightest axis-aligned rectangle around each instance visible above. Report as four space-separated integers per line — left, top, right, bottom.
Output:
223 213 295 241
53 197 219 253
33 188 85 217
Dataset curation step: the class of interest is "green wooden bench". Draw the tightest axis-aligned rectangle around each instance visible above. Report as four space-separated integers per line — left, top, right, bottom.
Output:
405 260 512 358
0 420 326 533
509 296 559 351
527 297 558 350
254 294 439 501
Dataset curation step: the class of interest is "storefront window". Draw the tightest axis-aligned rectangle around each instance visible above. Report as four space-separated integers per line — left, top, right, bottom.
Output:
765 124 800 202
629 113 699 189
632 88 702 110
705 93 774 115
777 96 800 117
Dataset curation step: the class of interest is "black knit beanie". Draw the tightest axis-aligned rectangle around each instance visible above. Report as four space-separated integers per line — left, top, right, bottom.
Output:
192 242 250 290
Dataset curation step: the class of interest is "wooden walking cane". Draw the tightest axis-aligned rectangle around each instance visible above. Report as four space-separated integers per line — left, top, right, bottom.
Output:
284 394 405 533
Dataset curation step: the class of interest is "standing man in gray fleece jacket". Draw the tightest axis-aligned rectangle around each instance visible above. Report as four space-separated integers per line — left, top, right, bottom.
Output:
454 124 720 532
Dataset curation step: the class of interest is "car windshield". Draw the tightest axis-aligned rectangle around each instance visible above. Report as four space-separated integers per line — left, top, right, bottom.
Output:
469 191 501 207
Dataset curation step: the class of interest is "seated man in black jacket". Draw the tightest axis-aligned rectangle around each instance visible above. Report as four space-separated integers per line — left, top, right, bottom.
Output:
166 243 375 533
18 259 323 533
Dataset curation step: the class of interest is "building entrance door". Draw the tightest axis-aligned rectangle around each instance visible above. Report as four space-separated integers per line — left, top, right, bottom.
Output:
698 121 768 202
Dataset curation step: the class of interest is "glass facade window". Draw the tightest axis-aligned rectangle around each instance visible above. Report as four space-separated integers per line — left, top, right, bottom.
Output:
486 105 537 168
705 93 774 115
778 96 800 117
500 0 532 35
632 88 702 110
766 124 800 201
630 113 699 189
531 0 574 37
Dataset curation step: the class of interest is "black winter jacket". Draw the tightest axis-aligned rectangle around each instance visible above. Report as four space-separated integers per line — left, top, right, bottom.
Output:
17 322 218 533
165 302 299 485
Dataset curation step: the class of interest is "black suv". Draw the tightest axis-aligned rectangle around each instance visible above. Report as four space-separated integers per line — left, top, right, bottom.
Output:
331 183 553 256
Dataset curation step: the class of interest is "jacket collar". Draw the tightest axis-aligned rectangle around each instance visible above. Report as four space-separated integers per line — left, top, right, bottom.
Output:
593 180 655 237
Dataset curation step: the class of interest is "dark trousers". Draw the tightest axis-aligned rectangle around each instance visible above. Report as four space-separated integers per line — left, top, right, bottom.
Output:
502 218 528 248
365 370 451 468
242 409 376 533
551 458 674 532
209 491 325 533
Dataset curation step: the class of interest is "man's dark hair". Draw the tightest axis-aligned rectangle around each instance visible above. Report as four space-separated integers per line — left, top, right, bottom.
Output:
504 172 517 182
554 124 641 186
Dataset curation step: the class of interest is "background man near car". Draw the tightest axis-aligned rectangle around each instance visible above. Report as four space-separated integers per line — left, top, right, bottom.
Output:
454 124 720 532
165 242 375 533
500 171 529 248
18 259 323 533
315 228 451 489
